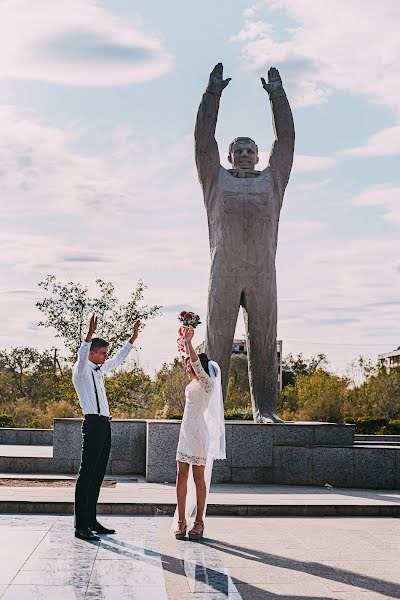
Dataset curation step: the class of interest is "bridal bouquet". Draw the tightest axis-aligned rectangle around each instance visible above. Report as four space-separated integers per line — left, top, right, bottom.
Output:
177 310 201 354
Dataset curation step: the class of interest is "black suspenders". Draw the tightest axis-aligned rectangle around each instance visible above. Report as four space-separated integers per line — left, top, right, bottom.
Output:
91 371 101 416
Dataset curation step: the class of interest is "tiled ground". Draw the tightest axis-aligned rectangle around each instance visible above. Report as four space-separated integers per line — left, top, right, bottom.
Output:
0 514 399 599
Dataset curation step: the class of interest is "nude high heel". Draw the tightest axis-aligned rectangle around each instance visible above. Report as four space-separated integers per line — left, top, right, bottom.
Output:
174 520 187 540
188 521 204 540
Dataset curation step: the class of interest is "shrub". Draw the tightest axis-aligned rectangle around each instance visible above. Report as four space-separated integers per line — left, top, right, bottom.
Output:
379 420 400 435
344 416 391 434
166 408 254 421
224 408 253 420
0 414 13 427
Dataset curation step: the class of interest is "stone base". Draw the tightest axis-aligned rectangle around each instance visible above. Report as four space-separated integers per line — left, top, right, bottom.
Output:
53 418 147 475
0 428 53 446
146 420 357 485
6 418 399 489
145 420 400 489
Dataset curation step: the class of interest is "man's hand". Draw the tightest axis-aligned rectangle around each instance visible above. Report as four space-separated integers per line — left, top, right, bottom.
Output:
261 67 283 94
129 320 141 344
85 313 97 342
183 326 195 343
207 63 231 95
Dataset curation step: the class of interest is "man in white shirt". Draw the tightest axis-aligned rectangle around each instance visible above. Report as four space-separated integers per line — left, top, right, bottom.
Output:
72 313 140 540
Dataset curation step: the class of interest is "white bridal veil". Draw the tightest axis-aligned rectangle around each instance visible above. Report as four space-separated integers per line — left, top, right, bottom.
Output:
172 360 226 531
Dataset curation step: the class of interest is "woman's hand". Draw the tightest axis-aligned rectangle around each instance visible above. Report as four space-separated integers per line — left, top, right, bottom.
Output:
183 326 195 343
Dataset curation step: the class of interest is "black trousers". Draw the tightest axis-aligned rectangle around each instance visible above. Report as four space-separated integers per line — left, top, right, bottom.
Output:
74 415 111 529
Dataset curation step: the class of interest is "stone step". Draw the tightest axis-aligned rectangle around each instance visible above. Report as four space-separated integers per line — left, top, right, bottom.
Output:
0 499 399 517
354 440 400 446
355 434 400 442
0 428 53 446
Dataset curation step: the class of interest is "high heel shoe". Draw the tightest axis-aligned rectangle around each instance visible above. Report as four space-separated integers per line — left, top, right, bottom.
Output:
188 521 204 540
174 520 187 540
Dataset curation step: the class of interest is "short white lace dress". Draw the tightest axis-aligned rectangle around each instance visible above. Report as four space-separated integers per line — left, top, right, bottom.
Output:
176 358 212 466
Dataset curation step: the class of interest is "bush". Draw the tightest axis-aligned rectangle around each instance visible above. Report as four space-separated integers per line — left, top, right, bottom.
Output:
224 408 253 420
0 414 13 427
166 408 254 421
343 416 400 434
294 370 348 422
379 420 400 435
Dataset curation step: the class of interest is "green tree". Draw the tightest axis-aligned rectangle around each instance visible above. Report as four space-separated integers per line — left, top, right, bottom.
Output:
152 358 187 417
294 370 348 422
36 275 161 357
0 347 57 405
282 352 327 387
225 354 251 410
106 367 154 418
362 366 400 419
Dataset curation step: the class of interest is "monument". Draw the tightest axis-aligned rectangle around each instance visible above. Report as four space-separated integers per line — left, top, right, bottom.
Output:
195 63 295 423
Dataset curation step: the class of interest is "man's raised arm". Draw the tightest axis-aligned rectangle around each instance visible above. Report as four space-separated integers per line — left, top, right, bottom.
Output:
262 68 295 202
195 63 231 192
102 320 140 374
75 314 97 377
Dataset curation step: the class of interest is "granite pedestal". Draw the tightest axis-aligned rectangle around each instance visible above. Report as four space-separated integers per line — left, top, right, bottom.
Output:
53 418 146 475
3 418 400 488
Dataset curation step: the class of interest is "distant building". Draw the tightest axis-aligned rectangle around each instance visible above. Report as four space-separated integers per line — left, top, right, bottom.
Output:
378 347 400 371
197 338 283 391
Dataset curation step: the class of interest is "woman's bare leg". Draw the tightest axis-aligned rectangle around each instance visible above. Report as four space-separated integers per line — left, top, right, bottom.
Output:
176 461 190 522
192 465 206 524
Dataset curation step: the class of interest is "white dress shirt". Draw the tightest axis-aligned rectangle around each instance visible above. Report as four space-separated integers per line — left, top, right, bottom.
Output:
72 340 133 417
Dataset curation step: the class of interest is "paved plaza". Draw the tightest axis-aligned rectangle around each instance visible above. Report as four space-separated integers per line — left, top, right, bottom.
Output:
0 514 399 599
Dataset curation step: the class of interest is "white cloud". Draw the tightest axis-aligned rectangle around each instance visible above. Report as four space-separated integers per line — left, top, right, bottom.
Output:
251 150 335 173
292 154 335 174
231 20 273 42
277 233 400 372
352 185 400 222
0 105 198 223
0 0 172 86
234 1 400 110
343 126 400 157
0 104 210 369
280 219 326 241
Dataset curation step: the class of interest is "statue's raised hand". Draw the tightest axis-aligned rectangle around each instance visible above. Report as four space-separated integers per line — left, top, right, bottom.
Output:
207 63 231 95
261 67 283 94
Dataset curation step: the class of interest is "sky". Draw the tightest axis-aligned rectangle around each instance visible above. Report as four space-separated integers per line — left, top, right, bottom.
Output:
0 0 400 376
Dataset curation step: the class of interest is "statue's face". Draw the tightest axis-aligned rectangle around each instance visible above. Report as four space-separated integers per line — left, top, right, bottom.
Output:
229 139 259 170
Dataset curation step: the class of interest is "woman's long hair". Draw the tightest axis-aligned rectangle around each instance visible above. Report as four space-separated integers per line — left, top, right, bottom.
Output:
198 352 210 375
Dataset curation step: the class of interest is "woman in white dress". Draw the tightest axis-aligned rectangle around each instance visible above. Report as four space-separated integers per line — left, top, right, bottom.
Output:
173 326 225 540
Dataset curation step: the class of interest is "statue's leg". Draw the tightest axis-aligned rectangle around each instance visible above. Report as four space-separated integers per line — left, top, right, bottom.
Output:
242 282 283 423
205 273 241 399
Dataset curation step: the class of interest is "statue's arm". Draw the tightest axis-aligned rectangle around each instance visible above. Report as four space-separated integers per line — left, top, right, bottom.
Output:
195 63 231 191
262 68 295 200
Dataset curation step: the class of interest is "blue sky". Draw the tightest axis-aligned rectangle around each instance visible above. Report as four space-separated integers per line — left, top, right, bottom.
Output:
0 0 399 376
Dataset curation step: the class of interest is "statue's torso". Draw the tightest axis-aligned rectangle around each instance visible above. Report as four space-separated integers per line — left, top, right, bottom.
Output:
205 166 281 273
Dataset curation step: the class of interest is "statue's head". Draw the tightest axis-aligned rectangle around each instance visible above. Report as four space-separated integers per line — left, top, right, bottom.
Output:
228 137 259 170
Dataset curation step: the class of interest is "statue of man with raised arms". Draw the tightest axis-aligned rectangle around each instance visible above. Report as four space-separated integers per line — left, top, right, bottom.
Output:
195 63 295 422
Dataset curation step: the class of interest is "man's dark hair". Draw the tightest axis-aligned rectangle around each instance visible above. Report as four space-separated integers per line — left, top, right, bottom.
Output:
198 352 210 376
90 338 109 351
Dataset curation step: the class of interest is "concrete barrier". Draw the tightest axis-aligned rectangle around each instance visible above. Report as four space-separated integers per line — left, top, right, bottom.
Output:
146 420 357 483
0 428 53 446
53 418 147 475
3 419 400 489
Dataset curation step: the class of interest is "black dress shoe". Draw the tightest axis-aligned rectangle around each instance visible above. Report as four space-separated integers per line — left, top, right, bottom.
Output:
89 521 116 534
75 527 100 541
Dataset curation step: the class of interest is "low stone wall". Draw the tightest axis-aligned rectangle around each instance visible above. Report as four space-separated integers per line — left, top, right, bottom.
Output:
146 421 360 485
0 428 53 446
146 420 400 489
5 418 399 489
53 418 146 474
